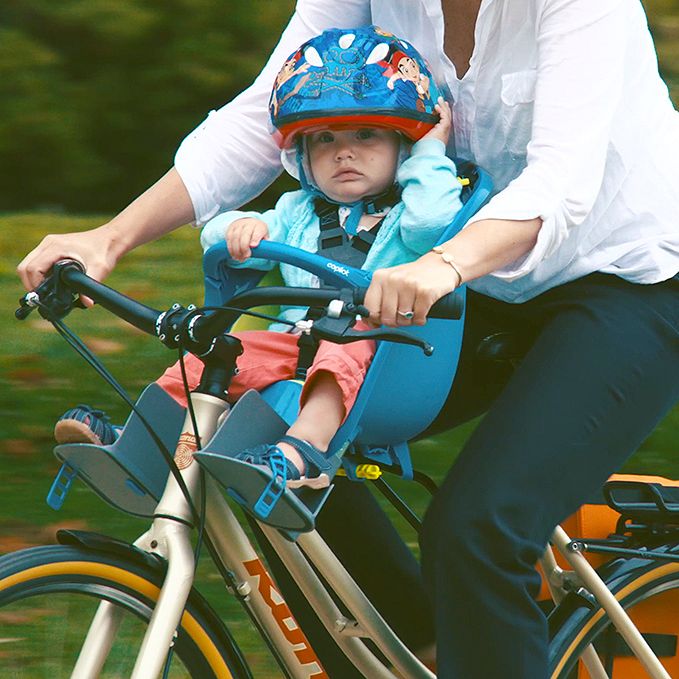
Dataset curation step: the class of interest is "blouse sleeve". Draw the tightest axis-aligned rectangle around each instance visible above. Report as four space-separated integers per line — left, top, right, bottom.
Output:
174 0 371 226
396 138 463 254
467 0 627 280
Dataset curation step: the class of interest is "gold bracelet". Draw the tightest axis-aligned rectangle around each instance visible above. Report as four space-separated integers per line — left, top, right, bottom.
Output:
431 245 463 287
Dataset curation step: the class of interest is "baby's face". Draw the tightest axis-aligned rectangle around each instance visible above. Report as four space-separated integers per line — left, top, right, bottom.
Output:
306 128 401 204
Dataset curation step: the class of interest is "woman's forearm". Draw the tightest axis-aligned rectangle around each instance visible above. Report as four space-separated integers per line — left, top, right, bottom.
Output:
101 167 196 262
17 167 197 291
365 216 543 327
431 217 542 285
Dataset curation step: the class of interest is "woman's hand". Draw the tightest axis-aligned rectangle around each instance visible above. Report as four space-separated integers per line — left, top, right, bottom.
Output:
364 251 460 327
226 217 269 261
17 225 120 306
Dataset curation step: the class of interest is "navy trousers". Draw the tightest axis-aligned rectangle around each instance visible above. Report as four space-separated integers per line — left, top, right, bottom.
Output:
259 272 679 678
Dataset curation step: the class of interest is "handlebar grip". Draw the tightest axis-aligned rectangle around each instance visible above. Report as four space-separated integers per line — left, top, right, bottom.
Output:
59 265 160 335
428 290 465 320
15 304 33 321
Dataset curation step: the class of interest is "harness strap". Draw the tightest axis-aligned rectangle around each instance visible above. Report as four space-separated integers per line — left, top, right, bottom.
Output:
294 195 394 378
315 197 389 267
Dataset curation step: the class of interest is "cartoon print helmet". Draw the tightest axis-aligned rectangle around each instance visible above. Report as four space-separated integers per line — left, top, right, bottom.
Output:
269 25 441 150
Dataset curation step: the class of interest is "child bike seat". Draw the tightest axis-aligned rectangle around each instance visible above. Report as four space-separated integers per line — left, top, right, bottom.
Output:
197 161 492 529
48 161 491 527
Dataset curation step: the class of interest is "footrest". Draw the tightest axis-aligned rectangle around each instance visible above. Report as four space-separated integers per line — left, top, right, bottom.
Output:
195 389 338 533
51 384 185 516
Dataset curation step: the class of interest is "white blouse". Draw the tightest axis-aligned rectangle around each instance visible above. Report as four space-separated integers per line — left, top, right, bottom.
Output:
175 0 679 302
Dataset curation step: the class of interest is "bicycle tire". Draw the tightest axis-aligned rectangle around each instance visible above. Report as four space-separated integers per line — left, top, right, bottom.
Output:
548 556 679 678
0 542 252 679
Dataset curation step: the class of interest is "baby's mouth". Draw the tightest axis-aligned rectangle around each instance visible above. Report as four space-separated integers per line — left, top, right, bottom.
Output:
332 168 364 180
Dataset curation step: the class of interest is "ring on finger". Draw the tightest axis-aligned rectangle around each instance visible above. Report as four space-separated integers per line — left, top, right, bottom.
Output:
397 309 415 320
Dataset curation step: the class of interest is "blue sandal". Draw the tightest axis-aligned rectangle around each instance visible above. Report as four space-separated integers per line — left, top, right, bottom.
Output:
224 435 334 529
54 405 120 446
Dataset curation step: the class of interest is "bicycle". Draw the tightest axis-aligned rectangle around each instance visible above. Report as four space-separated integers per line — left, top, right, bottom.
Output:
3 179 679 678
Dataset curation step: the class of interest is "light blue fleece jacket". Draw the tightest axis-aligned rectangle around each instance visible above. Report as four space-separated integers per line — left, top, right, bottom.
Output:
200 138 463 325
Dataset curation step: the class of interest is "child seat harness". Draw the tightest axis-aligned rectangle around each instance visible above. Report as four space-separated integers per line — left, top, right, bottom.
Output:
294 188 400 378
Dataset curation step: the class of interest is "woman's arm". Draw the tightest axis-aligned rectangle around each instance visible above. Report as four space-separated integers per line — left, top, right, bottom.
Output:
17 168 193 293
18 0 371 292
365 0 628 325
465 0 627 281
174 0 372 225
365 217 541 327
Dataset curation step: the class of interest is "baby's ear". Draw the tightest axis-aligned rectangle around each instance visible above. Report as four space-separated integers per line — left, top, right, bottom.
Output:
366 43 389 65
304 46 323 67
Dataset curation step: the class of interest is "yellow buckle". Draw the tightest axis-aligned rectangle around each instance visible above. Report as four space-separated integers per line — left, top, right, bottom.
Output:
336 464 382 480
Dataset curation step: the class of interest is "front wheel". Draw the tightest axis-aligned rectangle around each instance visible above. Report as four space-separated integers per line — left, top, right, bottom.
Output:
548 556 679 678
0 542 251 678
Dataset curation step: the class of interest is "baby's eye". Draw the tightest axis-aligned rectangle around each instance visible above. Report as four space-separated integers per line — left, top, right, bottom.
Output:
356 129 376 140
316 131 335 143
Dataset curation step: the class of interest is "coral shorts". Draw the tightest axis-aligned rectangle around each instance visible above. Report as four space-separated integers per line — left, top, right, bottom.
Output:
156 323 375 422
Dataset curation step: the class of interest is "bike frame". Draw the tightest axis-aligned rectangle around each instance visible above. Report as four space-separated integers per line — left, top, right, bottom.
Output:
542 528 671 679
71 393 434 679
69 390 673 679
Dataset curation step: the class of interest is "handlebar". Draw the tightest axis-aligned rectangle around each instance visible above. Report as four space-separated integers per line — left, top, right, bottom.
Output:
245 240 465 320
16 256 464 357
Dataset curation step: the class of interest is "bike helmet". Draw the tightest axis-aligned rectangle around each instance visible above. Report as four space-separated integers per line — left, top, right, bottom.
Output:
269 25 441 149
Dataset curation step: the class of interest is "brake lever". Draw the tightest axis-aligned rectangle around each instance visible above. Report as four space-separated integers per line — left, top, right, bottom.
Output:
311 316 434 356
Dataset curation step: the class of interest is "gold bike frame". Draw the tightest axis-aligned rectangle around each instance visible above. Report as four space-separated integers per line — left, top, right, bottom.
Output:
71 392 671 679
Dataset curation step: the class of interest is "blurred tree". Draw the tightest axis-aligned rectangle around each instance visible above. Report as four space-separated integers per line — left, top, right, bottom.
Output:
1 0 295 212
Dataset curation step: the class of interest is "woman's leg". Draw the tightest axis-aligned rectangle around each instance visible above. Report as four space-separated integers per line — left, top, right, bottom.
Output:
255 294 520 673
421 274 679 678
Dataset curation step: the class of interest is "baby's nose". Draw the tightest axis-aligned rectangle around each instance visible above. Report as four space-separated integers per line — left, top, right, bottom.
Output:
335 143 355 160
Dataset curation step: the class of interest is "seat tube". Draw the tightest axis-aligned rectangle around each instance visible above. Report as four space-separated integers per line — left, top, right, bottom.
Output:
130 392 229 679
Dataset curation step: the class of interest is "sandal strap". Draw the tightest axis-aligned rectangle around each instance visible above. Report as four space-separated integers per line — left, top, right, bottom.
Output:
277 435 335 477
234 443 301 480
62 404 110 422
58 404 116 445
254 447 290 519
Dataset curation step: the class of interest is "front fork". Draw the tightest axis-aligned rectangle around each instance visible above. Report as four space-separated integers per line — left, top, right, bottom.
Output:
71 392 229 679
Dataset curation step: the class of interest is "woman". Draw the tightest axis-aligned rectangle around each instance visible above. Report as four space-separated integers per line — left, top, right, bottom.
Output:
18 1 679 677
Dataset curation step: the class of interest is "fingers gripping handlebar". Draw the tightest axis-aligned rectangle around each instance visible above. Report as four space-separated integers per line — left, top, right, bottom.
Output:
16 260 160 333
245 240 465 321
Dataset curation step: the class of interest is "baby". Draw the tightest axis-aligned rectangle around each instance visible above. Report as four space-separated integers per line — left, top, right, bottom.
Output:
56 26 464 529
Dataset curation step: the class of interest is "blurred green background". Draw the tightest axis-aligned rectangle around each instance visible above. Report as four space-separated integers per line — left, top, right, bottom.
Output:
1 0 678 213
0 1 678 675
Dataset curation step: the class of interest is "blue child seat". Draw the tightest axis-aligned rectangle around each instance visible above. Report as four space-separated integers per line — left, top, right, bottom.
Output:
47 162 491 522
201 162 492 486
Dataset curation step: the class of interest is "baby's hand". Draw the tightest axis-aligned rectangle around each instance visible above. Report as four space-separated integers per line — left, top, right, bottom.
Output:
424 97 452 145
226 217 269 261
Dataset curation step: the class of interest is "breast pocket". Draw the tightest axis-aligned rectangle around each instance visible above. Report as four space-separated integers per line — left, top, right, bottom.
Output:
500 69 537 158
